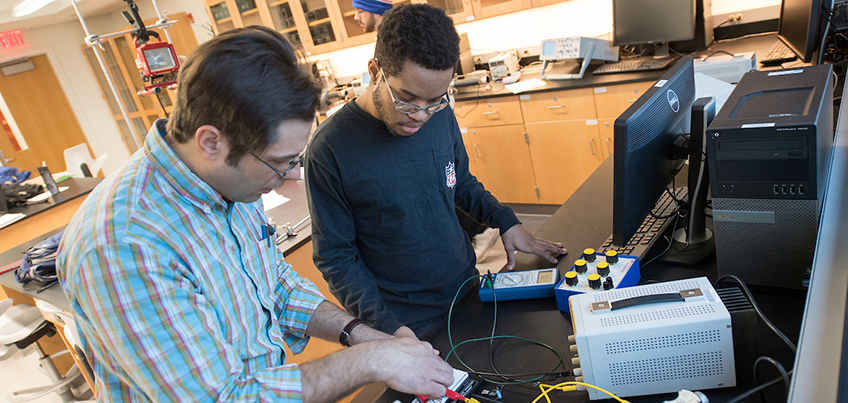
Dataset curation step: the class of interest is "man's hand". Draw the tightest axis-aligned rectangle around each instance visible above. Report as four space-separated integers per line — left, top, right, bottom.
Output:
364 338 454 399
393 326 419 340
501 225 567 270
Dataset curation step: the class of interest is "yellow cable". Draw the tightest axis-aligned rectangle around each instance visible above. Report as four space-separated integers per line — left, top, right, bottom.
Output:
531 381 629 403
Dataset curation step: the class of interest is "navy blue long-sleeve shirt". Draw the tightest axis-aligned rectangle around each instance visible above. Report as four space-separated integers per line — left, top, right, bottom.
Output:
305 100 520 334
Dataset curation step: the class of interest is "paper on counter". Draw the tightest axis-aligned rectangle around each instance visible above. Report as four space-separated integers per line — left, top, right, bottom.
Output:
262 190 290 212
505 78 547 94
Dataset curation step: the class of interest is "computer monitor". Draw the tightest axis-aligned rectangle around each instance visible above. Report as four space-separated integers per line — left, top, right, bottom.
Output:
778 0 832 63
612 0 697 57
612 57 696 248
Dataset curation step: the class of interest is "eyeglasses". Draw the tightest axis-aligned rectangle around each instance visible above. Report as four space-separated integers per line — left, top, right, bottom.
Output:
250 151 303 180
380 67 449 115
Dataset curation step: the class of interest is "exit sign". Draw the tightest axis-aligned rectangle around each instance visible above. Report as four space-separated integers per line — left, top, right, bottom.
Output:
0 30 27 51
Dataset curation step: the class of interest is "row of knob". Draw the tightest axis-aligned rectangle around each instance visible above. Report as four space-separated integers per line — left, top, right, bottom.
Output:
563 248 620 289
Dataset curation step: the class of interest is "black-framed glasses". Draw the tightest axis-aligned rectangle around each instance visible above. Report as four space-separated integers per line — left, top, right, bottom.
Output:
379 67 449 115
250 151 303 180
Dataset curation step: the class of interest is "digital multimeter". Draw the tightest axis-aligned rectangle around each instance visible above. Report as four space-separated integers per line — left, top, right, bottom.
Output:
478 268 560 302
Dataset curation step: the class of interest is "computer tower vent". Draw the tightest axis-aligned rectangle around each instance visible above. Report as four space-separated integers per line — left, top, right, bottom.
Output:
713 198 818 288
609 351 726 386
600 305 717 328
592 280 702 302
605 330 723 355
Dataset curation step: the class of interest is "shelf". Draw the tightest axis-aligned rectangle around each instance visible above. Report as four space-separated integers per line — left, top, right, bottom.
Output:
240 8 259 16
215 16 233 23
307 17 331 26
268 0 288 6
343 10 355 17
279 26 298 33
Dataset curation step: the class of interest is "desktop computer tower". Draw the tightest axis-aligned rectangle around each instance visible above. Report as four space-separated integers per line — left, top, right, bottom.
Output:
706 65 834 290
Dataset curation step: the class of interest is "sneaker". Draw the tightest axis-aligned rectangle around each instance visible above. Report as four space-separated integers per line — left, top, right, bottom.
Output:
473 227 500 261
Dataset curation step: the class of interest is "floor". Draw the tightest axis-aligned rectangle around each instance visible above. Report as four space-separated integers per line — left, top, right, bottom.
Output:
0 345 79 403
0 213 552 402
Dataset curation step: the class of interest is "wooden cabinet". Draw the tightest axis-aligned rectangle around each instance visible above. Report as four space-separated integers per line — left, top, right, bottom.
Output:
453 81 652 205
454 96 524 127
470 0 531 19
467 124 538 204
592 82 652 119
520 88 596 123
415 0 476 23
598 118 614 160
455 96 537 203
205 0 565 55
525 121 604 204
82 13 198 153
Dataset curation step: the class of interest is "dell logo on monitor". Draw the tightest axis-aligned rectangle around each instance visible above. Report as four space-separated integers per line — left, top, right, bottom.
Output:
667 90 680 113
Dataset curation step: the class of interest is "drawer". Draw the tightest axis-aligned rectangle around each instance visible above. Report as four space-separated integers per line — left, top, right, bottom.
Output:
593 81 652 119
454 96 523 128
519 88 597 123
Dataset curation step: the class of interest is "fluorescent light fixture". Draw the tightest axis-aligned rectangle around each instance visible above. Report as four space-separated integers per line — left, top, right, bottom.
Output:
12 0 57 17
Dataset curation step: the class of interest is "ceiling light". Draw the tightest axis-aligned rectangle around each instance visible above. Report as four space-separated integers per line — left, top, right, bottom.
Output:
12 0 57 17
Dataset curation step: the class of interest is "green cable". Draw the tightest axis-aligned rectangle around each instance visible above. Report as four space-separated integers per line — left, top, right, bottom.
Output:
445 274 565 385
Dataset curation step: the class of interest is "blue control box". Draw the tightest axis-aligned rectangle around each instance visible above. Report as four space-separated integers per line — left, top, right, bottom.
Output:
554 253 641 312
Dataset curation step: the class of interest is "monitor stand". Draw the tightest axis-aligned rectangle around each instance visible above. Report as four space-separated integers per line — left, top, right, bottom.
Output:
657 97 716 266
652 42 670 58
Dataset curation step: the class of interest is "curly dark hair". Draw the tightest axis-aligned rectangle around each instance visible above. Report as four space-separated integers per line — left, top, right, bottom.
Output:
374 4 460 77
167 26 321 166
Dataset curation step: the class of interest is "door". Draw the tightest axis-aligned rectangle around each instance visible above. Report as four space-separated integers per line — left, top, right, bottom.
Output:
0 54 89 175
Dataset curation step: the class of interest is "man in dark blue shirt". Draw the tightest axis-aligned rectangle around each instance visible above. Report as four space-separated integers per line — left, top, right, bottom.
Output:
306 4 566 341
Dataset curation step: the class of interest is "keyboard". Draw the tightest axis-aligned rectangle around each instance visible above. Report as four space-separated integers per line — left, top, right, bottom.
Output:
597 187 687 261
593 57 679 75
759 41 798 66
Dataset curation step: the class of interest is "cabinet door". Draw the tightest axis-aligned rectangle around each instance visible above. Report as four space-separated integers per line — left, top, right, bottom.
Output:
519 88 596 123
414 0 476 23
460 129 479 177
300 0 345 53
598 118 614 160
526 120 604 204
263 0 307 47
468 124 538 204
470 0 531 19
206 0 240 34
592 81 652 119
454 96 523 128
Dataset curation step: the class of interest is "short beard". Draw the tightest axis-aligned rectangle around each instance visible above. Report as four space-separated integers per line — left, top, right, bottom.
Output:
364 15 377 32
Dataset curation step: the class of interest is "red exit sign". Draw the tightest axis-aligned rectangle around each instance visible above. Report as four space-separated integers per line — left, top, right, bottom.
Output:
0 30 27 51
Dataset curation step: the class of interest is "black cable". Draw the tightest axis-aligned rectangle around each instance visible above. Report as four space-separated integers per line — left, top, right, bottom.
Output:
454 83 481 119
639 215 679 269
716 275 797 353
155 92 169 118
725 370 794 403
753 356 790 402
702 50 736 60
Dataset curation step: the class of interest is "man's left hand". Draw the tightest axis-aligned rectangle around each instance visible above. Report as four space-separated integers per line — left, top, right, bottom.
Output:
501 225 567 270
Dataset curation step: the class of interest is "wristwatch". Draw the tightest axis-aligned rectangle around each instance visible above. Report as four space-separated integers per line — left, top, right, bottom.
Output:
339 318 363 347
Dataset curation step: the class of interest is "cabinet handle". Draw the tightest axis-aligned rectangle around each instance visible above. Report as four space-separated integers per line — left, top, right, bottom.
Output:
627 99 638 102
590 138 596 155
606 138 612 154
482 111 498 115
547 105 565 109
474 144 481 158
